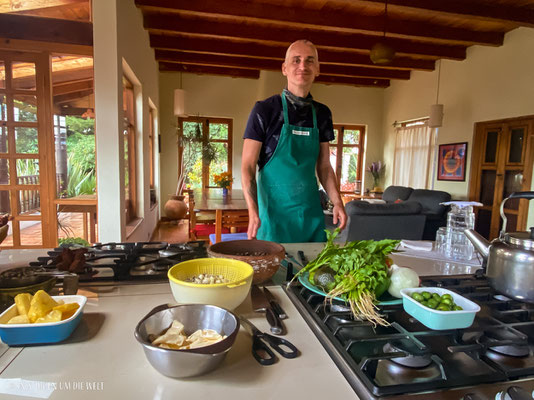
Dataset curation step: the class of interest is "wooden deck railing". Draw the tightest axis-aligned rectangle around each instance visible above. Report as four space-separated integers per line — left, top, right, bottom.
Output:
17 175 40 213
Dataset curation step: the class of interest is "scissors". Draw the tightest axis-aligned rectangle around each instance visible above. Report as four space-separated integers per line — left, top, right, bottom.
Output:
240 317 299 365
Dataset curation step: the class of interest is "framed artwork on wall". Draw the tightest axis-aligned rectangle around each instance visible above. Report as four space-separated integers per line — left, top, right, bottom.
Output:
437 142 468 181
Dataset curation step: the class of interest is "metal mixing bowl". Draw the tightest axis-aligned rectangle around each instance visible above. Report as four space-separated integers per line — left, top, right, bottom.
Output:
134 304 239 378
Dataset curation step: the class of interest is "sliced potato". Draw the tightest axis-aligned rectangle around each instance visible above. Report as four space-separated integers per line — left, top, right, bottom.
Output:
28 290 59 323
7 314 30 324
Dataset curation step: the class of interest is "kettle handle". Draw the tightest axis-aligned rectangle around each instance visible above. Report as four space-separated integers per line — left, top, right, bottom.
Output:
500 192 534 237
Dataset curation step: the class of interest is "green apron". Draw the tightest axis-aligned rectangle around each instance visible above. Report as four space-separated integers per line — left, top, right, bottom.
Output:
256 92 326 243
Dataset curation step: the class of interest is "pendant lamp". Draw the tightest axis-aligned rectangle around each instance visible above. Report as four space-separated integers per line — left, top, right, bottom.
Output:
370 0 395 65
428 60 444 128
174 72 187 117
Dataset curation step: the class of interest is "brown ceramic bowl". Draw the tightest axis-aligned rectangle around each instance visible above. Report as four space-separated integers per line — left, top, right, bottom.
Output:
207 240 285 284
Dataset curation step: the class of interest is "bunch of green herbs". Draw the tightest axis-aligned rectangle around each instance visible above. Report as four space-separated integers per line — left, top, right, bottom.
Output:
294 229 399 326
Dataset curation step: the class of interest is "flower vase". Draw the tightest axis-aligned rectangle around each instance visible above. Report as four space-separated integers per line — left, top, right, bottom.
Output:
222 188 228 197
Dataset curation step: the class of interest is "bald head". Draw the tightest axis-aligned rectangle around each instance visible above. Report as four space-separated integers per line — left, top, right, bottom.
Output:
285 40 319 63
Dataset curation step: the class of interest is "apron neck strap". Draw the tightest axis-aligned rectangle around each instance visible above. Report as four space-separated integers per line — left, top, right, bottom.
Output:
281 92 317 129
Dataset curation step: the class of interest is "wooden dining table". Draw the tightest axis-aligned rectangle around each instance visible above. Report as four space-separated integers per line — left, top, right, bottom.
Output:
191 188 248 211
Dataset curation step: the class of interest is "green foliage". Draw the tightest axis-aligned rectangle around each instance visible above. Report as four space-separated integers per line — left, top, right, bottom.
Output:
66 132 95 174
58 237 91 247
66 116 95 136
62 153 96 197
294 229 400 326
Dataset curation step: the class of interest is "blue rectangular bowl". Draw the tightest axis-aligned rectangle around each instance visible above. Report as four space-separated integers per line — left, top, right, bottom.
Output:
400 288 480 330
0 295 87 346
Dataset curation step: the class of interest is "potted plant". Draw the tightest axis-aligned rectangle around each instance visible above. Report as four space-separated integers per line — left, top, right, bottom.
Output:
213 172 233 197
366 161 385 193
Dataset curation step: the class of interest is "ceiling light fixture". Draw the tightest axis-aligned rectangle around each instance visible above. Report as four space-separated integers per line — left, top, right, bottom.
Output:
174 72 187 117
370 0 395 65
428 59 444 128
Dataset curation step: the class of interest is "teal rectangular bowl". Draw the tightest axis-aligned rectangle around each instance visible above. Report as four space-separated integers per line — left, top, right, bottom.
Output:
400 287 480 330
0 295 87 346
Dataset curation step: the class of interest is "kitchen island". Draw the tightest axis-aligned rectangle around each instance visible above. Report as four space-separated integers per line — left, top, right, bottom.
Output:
0 243 483 400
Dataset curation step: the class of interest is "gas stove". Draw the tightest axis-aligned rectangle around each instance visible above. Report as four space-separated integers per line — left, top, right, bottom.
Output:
28 241 208 282
284 274 534 400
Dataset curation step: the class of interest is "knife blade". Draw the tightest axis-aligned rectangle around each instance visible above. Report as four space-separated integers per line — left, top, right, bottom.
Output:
262 287 287 320
250 285 284 335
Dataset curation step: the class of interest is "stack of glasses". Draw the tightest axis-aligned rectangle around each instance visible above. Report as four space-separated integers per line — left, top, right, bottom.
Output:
434 202 482 261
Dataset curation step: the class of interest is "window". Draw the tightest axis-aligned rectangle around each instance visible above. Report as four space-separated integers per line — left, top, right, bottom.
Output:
392 119 434 188
329 124 365 193
149 108 155 189
122 77 137 222
178 117 232 190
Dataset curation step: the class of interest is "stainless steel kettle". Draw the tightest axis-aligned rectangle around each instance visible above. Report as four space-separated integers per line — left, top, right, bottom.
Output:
465 192 534 303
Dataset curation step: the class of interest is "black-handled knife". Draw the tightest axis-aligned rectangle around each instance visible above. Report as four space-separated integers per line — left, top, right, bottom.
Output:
297 250 308 267
250 285 285 335
263 287 287 320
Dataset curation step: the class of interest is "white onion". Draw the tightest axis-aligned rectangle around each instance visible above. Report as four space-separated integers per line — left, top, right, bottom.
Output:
387 264 420 298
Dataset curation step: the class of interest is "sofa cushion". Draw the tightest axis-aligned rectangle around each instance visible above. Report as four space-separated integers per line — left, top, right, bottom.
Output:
382 186 414 203
346 200 422 216
407 189 451 215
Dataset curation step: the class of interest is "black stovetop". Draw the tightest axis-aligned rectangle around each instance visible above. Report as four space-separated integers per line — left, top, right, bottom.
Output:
28 241 208 281
285 274 534 399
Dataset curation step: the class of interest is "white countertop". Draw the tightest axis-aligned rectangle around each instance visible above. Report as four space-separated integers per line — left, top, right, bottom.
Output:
0 283 357 400
0 242 483 400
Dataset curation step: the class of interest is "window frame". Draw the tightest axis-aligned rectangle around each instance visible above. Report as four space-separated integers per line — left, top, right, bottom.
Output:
330 124 366 194
122 76 137 223
178 116 233 190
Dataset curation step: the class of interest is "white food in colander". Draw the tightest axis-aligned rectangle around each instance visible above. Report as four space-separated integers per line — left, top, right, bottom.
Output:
188 273 229 284
151 320 227 350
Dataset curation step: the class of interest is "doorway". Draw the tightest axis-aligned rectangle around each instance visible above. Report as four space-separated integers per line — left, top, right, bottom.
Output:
469 115 534 239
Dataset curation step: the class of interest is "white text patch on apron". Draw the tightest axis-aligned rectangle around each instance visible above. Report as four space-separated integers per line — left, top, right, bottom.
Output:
292 130 310 136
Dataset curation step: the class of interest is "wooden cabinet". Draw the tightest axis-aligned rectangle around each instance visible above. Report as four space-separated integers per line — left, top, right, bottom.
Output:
469 116 534 239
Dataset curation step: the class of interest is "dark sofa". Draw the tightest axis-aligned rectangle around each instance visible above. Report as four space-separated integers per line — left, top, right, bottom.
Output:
344 200 426 241
381 186 451 240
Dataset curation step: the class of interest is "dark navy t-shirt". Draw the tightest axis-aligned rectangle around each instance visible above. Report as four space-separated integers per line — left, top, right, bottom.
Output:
243 89 334 170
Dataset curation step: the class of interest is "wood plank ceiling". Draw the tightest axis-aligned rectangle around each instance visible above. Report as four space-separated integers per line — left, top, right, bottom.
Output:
135 0 534 88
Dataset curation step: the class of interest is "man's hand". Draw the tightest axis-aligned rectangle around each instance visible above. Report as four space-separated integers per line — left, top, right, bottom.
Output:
331 203 347 230
247 211 261 239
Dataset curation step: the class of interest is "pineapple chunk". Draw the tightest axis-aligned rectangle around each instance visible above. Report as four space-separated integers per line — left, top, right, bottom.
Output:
53 303 79 320
27 290 59 323
14 293 32 316
35 310 62 324
7 314 30 324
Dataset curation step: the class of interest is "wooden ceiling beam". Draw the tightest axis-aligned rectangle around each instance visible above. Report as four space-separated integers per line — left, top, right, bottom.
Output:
315 75 390 88
155 49 410 80
53 78 93 96
150 34 436 71
136 0 503 46
362 0 534 28
0 13 92 46
144 15 466 60
53 88 93 104
159 62 260 79
0 0 84 13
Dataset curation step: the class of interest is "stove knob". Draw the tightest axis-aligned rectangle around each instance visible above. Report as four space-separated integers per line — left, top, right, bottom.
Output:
463 394 483 400
496 386 533 400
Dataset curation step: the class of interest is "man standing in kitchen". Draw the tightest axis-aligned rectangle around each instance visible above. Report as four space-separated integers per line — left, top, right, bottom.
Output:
241 39 346 243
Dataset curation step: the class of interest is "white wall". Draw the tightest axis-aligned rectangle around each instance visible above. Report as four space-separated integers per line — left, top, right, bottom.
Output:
159 70 384 212
93 0 159 242
383 27 534 200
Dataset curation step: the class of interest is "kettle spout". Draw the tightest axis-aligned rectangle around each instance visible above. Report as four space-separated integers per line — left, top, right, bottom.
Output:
464 229 490 260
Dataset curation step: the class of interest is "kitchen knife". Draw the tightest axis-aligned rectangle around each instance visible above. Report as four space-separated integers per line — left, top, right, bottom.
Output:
262 287 287 320
250 285 284 335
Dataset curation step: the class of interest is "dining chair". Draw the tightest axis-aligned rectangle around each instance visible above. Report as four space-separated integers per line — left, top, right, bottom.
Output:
187 198 215 241
209 209 249 244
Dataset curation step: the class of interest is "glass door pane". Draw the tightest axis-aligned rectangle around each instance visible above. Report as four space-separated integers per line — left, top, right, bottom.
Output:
181 121 203 189
508 127 525 163
484 130 499 164
340 147 359 192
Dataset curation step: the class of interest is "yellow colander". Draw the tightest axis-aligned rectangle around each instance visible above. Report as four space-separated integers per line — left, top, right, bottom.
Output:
168 258 253 310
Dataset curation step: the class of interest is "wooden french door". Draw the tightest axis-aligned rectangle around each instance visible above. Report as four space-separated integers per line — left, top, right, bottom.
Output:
330 124 366 194
469 116 534 240
0 51 56 248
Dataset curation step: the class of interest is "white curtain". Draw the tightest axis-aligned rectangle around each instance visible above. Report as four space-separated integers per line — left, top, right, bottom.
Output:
393 123 435 189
